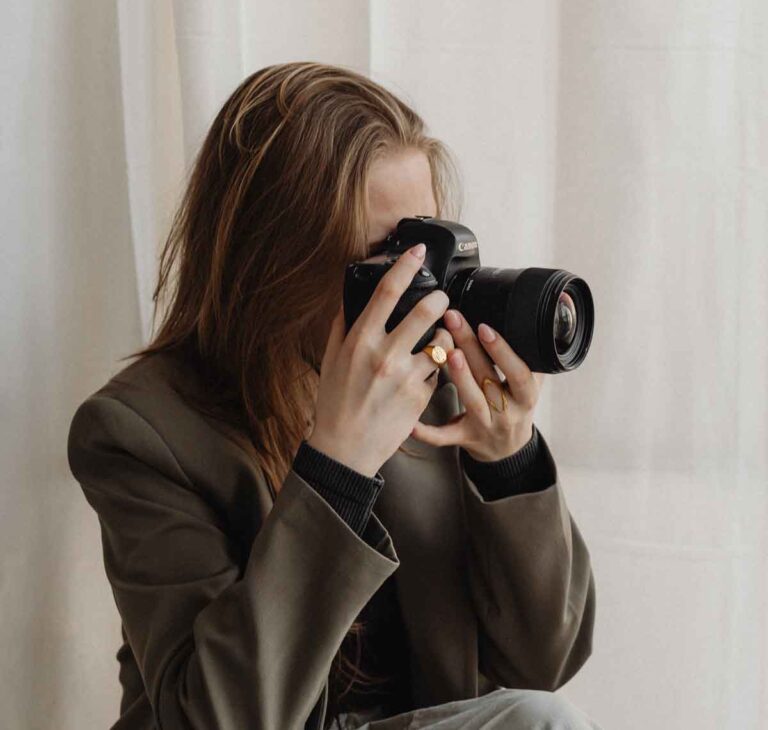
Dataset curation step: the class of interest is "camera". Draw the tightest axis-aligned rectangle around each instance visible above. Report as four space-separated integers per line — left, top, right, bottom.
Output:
343 216 594 373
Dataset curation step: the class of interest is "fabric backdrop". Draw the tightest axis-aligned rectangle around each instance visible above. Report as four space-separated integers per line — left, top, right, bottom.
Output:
2 1 765 728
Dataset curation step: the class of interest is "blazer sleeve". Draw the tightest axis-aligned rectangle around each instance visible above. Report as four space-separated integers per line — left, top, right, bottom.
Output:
459 427 596 691
67 394 399 730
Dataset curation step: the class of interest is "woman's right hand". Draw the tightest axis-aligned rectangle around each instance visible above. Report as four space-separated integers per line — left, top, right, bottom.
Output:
306 243 454 477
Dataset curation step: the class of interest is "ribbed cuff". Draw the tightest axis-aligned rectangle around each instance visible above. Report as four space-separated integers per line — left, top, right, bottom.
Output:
460 425 546 500
292 440 385 536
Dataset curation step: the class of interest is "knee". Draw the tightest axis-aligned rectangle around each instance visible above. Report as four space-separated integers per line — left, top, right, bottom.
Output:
500 689 597 729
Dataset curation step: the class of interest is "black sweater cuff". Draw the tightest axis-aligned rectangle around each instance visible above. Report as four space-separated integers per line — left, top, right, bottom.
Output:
460 425 551 500
292 440 385 536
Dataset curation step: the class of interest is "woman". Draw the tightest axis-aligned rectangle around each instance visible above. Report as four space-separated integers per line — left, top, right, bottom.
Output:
67 62 600 730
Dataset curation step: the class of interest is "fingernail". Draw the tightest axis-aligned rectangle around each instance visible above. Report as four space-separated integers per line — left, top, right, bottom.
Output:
449 349 464 369
410 243 426 258
444 309 461 330
478 323 497 342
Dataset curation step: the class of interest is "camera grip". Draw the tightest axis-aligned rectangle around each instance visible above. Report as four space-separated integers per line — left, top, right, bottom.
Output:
343 261 439 354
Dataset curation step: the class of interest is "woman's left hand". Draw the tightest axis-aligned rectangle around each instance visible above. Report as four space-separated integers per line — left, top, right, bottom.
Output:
410 309 545 461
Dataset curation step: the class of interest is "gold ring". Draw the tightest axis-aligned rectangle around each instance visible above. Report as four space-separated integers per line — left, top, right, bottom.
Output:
422 344 448 367
482 376 508 412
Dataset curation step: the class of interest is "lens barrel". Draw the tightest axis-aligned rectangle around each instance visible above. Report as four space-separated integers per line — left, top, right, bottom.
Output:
452 266 594 373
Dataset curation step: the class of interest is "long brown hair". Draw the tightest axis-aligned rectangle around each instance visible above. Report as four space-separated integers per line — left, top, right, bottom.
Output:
122 61 460 723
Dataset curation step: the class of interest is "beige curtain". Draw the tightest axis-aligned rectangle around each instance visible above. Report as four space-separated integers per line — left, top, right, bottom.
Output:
2 1 765 728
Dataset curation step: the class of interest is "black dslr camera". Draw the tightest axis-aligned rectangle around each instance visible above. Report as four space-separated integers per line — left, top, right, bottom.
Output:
343 216 594 373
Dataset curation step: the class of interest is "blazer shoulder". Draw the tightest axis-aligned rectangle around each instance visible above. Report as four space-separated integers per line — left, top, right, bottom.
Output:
68 351 194 458
67 352 270 511
73 350 200 425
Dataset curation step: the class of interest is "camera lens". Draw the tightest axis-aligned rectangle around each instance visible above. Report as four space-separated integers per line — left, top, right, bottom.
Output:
554 290 577 354
449 266 594 373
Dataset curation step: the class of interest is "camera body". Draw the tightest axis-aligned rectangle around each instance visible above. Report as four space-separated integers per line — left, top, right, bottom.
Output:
343 217 594 373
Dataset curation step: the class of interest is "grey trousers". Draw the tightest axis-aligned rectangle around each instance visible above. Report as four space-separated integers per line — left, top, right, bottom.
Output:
331 688 603 730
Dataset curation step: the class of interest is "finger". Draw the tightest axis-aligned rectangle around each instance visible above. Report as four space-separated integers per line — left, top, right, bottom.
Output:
533 371 546 388
477 322 537 408
350 243 428 337
389 288 450 355
410 413 467 447
442 309 497 387
445 348 491 423
322 300 347 366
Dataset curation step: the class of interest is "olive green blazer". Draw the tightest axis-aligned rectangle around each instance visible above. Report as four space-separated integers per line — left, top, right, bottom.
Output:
67 352 595 730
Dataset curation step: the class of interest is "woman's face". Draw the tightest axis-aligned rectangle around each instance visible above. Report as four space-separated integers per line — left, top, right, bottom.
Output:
312 147 437 367
364 146 437 252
